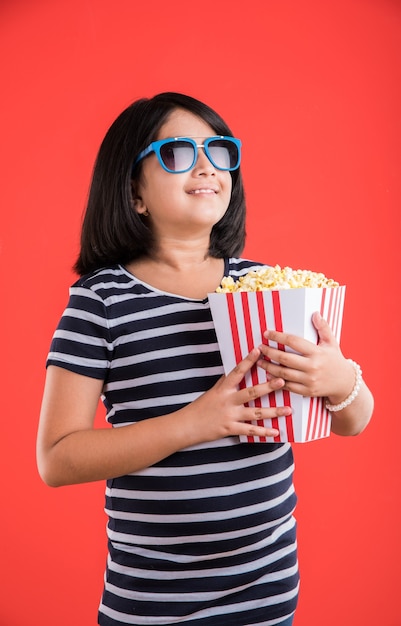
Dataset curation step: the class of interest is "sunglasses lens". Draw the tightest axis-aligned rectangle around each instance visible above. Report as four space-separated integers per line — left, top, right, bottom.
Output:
159 140 195 172
156 137 240 172
207 139 239 170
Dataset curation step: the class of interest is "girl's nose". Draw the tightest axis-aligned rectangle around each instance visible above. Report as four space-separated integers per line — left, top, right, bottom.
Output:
192 147 215 175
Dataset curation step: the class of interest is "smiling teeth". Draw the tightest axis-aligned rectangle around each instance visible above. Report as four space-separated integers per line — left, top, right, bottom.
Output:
192 189 215 194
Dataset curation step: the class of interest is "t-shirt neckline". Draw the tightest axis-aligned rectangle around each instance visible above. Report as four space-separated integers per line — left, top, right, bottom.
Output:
119 259 230 303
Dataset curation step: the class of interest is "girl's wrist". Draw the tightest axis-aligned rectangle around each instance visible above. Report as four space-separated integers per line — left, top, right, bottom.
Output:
325 359 362 412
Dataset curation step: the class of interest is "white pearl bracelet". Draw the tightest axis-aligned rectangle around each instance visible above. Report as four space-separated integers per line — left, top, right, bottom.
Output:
325 359 362 412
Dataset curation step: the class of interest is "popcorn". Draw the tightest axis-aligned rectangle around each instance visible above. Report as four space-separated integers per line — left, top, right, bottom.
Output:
217 265 339 293
209 266 346 443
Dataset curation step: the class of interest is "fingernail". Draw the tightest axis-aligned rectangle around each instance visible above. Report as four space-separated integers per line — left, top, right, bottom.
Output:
271 378 285 388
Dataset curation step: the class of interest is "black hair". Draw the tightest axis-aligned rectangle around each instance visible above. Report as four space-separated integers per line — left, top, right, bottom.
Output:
74 92 246 276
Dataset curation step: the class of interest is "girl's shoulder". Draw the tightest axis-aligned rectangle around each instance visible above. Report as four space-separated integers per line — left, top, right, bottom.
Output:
70 264 144 305
226 257 270 278
72 264 126 289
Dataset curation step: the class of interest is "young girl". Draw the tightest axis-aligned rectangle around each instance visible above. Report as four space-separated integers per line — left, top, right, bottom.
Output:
37 92 373 626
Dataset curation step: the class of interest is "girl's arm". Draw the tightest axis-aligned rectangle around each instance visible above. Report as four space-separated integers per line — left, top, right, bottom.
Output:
258 312 374 437
326 378 373 437
37 350 291 487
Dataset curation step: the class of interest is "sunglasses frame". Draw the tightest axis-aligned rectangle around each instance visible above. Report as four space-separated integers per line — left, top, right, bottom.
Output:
133 136 242 173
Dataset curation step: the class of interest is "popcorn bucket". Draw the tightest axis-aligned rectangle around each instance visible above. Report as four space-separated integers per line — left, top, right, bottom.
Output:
208 286 346 443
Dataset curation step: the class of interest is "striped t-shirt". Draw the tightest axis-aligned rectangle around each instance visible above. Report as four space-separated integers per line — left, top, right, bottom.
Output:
47 257 299 626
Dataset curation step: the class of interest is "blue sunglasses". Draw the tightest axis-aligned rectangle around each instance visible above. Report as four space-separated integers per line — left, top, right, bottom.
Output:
133 136 241 173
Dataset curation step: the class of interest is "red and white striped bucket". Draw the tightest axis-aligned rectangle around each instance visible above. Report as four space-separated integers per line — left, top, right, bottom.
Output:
208 286 346 443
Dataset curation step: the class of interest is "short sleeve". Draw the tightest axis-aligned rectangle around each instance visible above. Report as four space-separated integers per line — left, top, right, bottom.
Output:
46 283 113 380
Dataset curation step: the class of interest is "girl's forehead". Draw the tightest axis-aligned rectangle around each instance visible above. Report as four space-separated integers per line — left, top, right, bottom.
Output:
157 109 215 140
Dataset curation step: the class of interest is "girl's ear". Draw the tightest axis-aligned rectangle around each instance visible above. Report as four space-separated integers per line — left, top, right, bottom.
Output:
131 181 149 216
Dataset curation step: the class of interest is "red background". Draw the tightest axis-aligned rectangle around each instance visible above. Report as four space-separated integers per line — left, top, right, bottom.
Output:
1 0 400 624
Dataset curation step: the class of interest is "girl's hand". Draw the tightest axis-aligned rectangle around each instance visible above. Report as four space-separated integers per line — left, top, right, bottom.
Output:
183 348 292 442
258 311 356 403
38 351 291 487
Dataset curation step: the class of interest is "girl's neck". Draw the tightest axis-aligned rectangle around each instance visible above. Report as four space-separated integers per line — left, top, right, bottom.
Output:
145 237 212 271
126 244 225 300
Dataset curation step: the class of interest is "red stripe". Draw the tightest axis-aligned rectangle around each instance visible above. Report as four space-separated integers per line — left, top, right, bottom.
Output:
227 293 242 365
252 292 269 440
320 287 327 316
320 405 329 439
311 397 319 440
315 288 338 441
271 291 283 441
316 289 329 440
271 291 294 441
256 292 272 413
256 290 270 426
319 288 327 342
306 396 315 440
256 291 269 346
340 287 345 337
227 293 255 442
325 409 332 437
269 391 279 437
325 288 335 333
317 397 325 439
272 291 285 350
241 293 261 409
333 286 344 339
329 287 338 337
283 390 294 441
241 292 254 352
240 293 264 441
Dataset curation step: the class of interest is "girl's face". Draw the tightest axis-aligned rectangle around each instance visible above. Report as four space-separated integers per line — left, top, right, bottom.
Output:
133 108 232 241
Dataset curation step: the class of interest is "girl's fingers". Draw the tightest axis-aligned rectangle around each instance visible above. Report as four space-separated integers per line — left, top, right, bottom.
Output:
229 348 261 382
237 376 286 405
258 345 305 370
264 315 338 356
228 349 289 390
312 311 336 345
265 329 308 351
258 359 305 388
242 424 280 438
212 349 294 440
224 349 291 404
239 406 292 438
